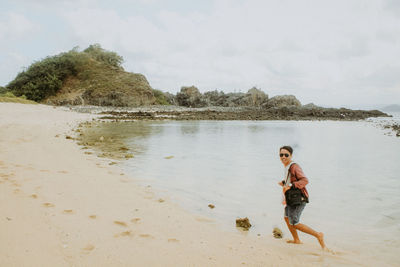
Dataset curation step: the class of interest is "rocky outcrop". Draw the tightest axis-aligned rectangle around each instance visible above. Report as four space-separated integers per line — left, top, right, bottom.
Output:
176 86 206 107
181 87 268 107
263 95 301 108
244 87 268 106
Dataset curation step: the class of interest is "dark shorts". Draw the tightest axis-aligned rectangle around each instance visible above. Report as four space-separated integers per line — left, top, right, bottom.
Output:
284 202 306 225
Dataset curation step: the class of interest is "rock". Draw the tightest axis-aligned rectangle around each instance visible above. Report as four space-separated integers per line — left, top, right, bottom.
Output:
125 153 134 159
164 92 178 105
273 227 283 238
242 87 268 106
176 86 206 107
302 103 321 109
99 136 104 141
264 95 301 108
236 217 251 230
202 90 227 106
208 204 215 209
201 88 268 107
65 135 73 140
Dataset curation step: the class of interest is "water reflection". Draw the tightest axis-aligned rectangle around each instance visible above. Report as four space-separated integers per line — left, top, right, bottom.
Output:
78 121 165 158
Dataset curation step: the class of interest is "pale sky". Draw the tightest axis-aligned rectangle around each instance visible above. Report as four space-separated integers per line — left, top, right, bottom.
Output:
1 0 399 108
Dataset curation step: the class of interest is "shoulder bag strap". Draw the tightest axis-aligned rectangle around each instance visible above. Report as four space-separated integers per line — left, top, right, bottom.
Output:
285 162 296 185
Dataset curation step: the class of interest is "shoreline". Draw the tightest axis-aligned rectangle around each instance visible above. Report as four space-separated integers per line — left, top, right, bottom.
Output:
0 103 377 266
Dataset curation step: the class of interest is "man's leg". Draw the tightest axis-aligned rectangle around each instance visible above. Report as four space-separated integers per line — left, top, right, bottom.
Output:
284 216 301 244
294 223 325 249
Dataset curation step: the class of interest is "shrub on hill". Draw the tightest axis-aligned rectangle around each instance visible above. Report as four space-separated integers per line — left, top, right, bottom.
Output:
0 86 6 94
83 44 123 68
6 45 124 102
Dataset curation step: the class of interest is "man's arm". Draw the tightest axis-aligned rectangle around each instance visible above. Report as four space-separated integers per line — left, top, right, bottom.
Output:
291 164 309 189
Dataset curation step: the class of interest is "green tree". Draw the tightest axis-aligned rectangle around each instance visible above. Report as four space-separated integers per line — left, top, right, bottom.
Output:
83 44 123 68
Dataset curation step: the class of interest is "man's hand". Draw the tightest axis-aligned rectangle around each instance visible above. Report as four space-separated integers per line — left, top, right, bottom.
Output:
283 185 291 193
278 181 284 186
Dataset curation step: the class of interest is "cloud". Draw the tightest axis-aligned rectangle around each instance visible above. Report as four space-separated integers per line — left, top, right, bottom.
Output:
0 12 39 40
1 0 399 107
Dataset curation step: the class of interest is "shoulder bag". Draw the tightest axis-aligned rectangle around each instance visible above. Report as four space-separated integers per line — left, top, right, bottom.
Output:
284 163 307 206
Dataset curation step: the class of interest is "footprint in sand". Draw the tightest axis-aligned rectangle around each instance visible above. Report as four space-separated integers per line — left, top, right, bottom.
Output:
168 238 179 243
114 231 134 238
139 234 154 239
1 173 14 180
114 221 128 227
40 170 50 173
43 203 55 207
89 215 97 219
131 218 141 223
30 194 38 199
63 210 75 214
58 170 68 174
82 244 95 253
13 189 20 194
11 182 21 187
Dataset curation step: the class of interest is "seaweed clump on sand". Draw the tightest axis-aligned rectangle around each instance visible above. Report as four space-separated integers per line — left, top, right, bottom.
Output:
236 217 252 231
273 227 283 239
384 123 400 137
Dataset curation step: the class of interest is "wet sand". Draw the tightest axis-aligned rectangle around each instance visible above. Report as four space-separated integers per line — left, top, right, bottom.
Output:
0 103 373 266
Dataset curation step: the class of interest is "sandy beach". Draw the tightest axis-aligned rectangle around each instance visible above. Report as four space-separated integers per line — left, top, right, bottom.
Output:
0 103 371 266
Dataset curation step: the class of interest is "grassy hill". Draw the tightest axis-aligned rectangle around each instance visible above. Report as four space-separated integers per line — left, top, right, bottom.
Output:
6 44 165 106
0 91 37 104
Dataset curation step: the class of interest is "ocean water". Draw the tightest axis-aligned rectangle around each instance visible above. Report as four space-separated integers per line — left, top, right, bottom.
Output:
98 115 400 265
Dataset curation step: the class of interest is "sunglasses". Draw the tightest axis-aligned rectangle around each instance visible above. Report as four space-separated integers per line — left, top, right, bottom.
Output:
280 153 290 158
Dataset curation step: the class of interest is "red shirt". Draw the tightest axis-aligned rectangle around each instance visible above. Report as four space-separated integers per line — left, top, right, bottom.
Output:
289 163 309 200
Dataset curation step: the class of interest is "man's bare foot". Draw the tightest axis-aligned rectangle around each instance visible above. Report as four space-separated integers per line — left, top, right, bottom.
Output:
286 239 302 244
317 232 326 249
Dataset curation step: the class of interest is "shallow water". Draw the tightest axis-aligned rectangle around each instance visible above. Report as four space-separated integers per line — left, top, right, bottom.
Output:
91 117 400 265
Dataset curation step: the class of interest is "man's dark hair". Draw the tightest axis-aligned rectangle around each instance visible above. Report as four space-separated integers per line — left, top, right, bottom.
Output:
279 145 293 155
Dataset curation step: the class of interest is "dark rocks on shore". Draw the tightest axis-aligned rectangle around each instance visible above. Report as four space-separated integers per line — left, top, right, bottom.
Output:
61 83 389 121
97 105 388 121
236 217 252 230
273 227 283 239
384 123 400 137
